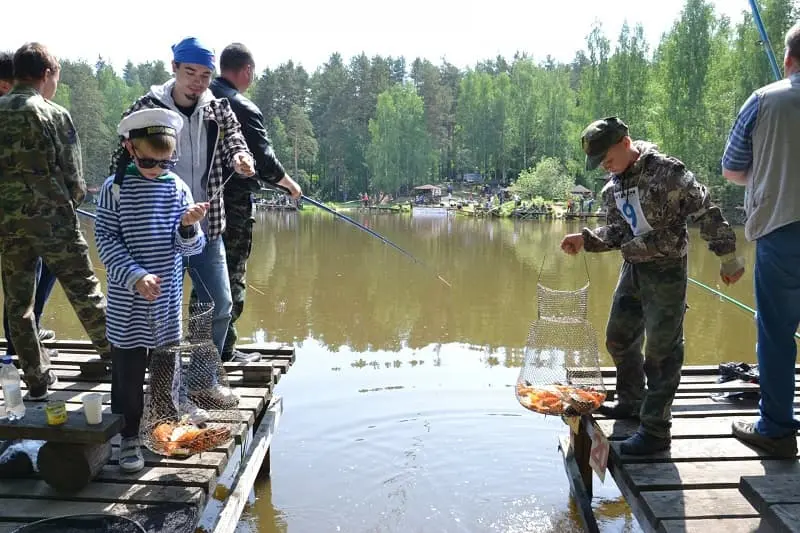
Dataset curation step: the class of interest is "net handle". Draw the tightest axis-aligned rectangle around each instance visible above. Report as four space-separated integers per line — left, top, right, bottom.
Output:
536 252 590 285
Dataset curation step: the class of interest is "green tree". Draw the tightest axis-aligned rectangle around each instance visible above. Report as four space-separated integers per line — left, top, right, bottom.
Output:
366 85 432 194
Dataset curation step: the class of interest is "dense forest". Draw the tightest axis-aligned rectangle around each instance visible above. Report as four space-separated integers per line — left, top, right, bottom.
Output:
45 0 796 207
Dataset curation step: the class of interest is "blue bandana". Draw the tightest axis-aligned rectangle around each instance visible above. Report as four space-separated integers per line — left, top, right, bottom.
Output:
171 37 215 71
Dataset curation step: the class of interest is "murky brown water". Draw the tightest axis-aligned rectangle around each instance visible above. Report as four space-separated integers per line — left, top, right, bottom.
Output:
3 209 759 532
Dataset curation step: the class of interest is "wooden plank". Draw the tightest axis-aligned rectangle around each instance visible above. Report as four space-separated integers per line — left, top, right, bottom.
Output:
109 446 229 475
5 367 273 395
642 488 760 521
740 475 800 514
0 499 172 521
768 505 800 533
605 445 659 533
600 374 793 386
612 437 800 463
9 366 277 389
74 357 279 380
659 517 772 533
94 465 216 493
596 417 751 440
1 338 294 356
601 382 764 394
558 435 601 533
1 402 256 429
206 396 283 533
0 479 204 507
572 365 796 377
0 407 122 444
0 389 265 415
626 460 800 491
0 378 271 399
594 405 800 420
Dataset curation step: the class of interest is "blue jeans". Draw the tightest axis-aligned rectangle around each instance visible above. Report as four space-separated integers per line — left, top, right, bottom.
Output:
754 221 800 438
184 237 233 357
3 258 57 355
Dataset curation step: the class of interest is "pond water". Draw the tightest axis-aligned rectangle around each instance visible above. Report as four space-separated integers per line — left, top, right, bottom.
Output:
4 209 758 532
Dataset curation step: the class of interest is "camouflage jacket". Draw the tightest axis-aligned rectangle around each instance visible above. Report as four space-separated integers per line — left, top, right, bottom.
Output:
107 80 251 240
0 85 84 236
582 141 737 263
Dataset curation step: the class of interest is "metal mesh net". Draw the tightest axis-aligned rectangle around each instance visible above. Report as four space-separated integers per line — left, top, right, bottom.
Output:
515 258 606 417
140 301 239 458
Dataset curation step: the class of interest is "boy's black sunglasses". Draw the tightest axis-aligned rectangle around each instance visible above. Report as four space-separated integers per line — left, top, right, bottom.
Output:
131 145 178 170
135 156 178 170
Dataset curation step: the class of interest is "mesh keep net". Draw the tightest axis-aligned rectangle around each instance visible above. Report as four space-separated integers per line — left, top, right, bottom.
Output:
140 299 240 458
515 255 606 417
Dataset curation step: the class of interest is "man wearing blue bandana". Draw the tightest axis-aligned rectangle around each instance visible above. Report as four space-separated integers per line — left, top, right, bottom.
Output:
109 37 256 411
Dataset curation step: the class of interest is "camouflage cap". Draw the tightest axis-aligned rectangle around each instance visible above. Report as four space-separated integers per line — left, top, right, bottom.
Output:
580 117 629 170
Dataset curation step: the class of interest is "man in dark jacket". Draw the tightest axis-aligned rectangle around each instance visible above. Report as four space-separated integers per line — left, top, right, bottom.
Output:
210 43 302 362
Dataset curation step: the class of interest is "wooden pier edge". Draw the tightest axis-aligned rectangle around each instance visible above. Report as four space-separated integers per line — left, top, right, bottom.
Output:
559 364 800 533
558 428 600 533
197 396 284 533
0 341 295 533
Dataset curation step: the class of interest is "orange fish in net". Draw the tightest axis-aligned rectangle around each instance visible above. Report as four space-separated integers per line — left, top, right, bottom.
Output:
516 382 606 416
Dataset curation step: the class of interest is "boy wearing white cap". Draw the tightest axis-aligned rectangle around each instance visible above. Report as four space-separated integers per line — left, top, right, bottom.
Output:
95 108 208 473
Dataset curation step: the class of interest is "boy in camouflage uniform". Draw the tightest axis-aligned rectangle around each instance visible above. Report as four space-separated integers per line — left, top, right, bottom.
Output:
561 117 745 455
0 43 111 400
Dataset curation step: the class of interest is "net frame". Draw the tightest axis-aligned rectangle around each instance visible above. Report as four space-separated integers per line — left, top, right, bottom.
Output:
515 254 606 417
139 270 238 458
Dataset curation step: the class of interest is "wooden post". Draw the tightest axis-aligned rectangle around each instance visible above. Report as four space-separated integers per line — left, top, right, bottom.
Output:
571 415 593 498
257 448 271 479
37 441 112 492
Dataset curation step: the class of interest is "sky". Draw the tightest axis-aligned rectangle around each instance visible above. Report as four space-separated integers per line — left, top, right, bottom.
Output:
3 0 753 74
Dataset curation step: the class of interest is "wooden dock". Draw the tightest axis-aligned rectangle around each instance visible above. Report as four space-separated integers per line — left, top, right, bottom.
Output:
0 339 295 533
560 364 800 533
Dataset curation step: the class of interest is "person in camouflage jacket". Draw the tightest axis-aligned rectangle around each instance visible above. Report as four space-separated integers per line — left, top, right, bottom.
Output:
0 43 111 400
561 117 745 455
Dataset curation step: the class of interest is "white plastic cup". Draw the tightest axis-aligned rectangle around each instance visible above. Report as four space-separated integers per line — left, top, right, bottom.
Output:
83 393 103 425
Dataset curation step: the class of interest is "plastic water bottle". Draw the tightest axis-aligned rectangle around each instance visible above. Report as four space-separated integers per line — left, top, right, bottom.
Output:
1 355 25 420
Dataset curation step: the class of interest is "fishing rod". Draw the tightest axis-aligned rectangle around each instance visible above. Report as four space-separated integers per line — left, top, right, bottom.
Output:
77 208 96 220
748 0 782 81
268 183 452 288
688 277 800 340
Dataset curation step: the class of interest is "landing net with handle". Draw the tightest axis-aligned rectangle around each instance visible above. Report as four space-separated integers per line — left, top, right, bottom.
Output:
140 271 240 458
515 254 606 416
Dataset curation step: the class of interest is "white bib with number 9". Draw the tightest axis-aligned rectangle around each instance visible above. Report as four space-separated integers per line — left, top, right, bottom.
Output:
614 186 653 236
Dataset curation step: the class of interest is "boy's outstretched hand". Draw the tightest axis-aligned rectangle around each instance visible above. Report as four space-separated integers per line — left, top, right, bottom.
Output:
561 233 584 255
181 202 209 227
136 274 162 301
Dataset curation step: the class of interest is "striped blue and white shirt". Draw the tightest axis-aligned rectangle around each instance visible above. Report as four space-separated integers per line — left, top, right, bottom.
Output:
722 92 760 172
95 167 206 349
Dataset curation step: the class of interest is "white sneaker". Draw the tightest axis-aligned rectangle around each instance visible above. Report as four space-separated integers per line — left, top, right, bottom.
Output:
182 403 210 425
119 437 144 473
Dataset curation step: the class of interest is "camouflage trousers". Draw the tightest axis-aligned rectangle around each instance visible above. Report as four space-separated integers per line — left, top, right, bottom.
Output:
221 213 255 358
0 223 111 389
605 256 687 438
